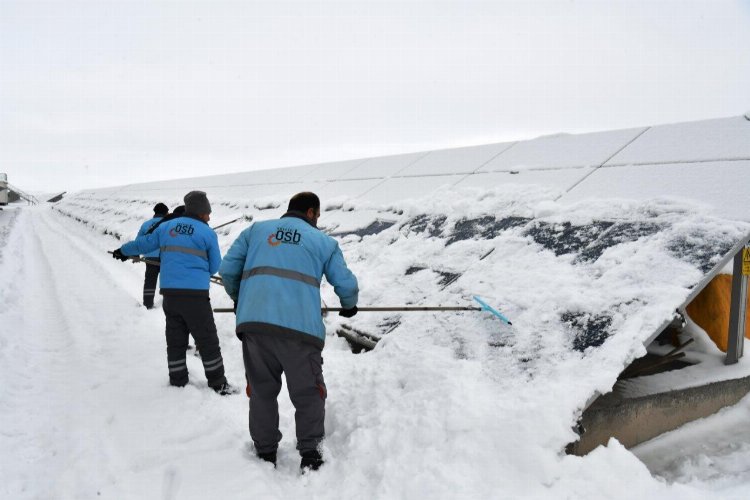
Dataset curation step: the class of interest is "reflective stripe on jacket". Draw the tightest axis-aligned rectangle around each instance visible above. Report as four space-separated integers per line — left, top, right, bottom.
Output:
122 215 221 294
137 216 164 258
219 213 358 348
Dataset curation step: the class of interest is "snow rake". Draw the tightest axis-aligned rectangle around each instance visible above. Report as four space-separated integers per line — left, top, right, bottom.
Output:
108 248 513 322
213 296 512 325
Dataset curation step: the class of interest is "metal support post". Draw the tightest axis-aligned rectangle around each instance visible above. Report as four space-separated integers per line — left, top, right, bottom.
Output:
725 245 749 365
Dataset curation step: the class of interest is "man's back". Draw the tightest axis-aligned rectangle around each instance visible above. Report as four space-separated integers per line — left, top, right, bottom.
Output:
123 215 221 293
221 213 358 347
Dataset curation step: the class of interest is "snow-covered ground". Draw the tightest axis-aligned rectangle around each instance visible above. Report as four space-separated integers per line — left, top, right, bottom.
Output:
633 392 750 497
1 181 749 498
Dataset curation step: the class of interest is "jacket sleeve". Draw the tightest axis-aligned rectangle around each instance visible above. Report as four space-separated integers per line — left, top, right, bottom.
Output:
121 230 160 256
207 230 222 275
323 242 359 309
219 226 252 301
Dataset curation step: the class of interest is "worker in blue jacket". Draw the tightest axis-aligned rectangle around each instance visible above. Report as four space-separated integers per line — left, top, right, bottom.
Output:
219 192 358 471
113 191 236 396
145 205 185 235
137 202 169 309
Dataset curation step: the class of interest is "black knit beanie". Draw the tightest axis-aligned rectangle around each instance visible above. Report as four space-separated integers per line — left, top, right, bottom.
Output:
153 203 169 216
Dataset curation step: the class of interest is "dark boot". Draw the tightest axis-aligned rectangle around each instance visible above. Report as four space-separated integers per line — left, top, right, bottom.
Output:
300 450 324 472
212 381 239 396
257 451 277 467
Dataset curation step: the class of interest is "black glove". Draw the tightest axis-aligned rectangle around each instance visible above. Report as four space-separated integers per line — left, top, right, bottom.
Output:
112 248 129 262
338 306 358 318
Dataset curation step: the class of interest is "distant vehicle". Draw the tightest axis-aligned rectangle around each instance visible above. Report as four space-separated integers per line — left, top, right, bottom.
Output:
0 173 8 205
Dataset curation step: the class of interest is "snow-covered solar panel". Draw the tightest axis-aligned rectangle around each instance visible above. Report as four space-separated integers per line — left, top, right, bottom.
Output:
109 187 193 201
477 127 646 172
307 179 382 202
216 183 311 206
339 151 429 180
356 175 462 204
310 190 750 441
561 161 750 222
225 165 313 185
302 159 369 182
606 116 750 166
102 167 313 193
394 142 514 177
455 168 593 193
109 180 192 192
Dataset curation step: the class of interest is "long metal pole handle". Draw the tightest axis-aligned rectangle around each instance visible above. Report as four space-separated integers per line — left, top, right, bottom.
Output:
213 306 481 313
108 251 223 284
212 216 248 231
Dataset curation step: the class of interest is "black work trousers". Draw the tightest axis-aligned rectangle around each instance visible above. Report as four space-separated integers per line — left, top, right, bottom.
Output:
242 333 326 455
143 259 160 308
162 294 226 389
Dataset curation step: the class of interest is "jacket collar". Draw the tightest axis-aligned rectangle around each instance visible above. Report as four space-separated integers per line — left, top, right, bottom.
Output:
281 210 317 228
182 213 209 225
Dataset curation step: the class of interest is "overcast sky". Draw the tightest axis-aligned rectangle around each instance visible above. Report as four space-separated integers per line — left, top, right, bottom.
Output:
2 0 749 193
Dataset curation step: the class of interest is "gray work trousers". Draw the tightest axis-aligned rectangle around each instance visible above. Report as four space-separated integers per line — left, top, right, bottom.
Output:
242 333 326 454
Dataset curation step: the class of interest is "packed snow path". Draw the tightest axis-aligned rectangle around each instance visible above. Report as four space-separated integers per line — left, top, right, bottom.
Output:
0 204 747 499
0 207 248 498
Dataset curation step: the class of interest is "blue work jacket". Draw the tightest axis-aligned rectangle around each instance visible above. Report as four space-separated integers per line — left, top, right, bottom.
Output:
122 215 221 295
219 212 358 349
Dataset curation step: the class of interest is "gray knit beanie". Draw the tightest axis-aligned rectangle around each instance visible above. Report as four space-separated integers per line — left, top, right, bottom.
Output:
184 191 212 215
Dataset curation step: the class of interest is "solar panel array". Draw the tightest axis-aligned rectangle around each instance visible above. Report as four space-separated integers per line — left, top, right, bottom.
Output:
100 115 750 222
